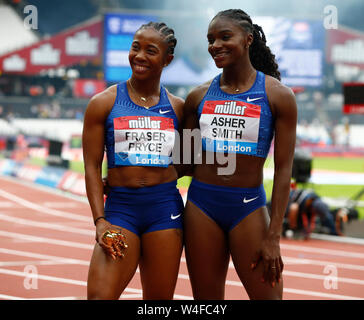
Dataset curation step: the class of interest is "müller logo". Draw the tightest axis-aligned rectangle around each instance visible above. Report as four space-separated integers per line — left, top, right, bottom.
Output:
214 101 247 116
128 117 161 129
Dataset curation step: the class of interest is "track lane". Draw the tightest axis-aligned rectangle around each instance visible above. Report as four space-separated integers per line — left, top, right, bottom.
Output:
1 175 363 300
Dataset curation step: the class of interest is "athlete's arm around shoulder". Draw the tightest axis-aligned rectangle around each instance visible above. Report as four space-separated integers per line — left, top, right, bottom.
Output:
82 85 117 170
265 75 297 237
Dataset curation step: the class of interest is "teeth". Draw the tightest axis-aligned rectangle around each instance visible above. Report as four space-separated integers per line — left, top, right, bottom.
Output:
134 65 148 72
214 52 226 58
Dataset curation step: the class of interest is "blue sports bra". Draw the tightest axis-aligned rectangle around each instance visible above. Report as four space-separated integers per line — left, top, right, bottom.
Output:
197 71 274 158
105 81 179 168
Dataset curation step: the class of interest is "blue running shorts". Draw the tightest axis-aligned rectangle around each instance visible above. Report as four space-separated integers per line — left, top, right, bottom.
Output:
187 178 266 232
104 180 184 236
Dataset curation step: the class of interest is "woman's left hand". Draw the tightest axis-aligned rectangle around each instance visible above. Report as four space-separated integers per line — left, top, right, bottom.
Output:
251 235 284 287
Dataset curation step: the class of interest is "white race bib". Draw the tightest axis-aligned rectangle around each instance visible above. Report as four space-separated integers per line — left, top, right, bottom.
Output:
199 100 261 155
113 116 175 167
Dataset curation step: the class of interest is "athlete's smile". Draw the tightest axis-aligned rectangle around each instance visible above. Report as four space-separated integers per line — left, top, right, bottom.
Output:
132 63 150 73
212 51 230 61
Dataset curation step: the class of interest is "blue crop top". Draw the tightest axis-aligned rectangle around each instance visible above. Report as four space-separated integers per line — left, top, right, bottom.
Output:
197 71 274 158
105 81 179 168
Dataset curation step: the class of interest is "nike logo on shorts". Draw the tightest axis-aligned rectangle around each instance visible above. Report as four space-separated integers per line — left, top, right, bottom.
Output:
159 109 171 114
246 97 263 103
243 196 259 203
171 213 181 220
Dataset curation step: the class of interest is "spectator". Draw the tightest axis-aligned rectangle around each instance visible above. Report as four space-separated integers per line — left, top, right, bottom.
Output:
283 187 342 238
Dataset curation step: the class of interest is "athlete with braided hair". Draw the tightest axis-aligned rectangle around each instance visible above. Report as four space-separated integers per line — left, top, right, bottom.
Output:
83 22 185 299
182 9 297 299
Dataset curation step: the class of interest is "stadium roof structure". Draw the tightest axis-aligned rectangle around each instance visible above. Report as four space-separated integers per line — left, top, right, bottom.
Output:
0 13 102 75
0 4 39 56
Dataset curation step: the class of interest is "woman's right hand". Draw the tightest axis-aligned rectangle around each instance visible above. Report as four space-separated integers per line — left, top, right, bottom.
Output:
95 219 127 260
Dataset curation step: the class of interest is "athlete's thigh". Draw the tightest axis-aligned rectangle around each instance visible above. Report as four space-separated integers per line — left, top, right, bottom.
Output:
184 200 230 300
139 228 183 299
87 228 140 300
229 206 283 300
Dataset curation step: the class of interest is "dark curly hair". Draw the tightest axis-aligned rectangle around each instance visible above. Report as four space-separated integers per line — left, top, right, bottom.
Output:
137 22 177 55
213 9 281 80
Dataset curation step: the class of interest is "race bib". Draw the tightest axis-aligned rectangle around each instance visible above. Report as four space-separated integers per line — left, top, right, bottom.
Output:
113 116 175 167
200 100 261 155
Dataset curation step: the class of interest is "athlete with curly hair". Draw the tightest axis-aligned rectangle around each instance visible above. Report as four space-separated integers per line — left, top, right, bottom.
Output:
182 9 297 300
83 22 185 300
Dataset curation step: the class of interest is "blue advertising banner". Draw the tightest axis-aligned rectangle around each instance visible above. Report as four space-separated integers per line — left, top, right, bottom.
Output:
103 13 156 82
257 17 325 87
163 16 325 87
34 166 67 188
103 14 324 87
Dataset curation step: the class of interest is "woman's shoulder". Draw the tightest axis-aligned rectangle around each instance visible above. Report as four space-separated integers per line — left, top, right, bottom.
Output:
165 88 185 121
89 84 118 106
165 88 185 108
265 75 297 116
84 84 118 119
265 75 295 99
186 79 214 105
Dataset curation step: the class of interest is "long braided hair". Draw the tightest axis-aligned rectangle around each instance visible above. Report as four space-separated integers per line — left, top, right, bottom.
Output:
137 22 177 55
213 9 281 80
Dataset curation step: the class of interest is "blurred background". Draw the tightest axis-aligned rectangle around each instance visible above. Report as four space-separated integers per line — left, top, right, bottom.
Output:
0 0 363 239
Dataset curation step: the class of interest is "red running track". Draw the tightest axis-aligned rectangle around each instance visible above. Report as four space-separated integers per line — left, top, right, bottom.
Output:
0 175 363 300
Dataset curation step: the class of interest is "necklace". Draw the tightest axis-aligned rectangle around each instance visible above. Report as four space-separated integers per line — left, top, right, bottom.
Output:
128 79 148 102
222 70 256 93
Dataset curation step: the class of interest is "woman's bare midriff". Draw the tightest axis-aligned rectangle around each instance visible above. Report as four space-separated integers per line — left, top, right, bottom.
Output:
107 165 178 188
193 152 268 188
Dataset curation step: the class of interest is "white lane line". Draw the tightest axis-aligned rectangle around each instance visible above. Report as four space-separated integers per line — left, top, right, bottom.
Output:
2 232 364 275
0 213 93 236
0 268 191 300
0 231 93 249
173 294 193 300
0 267 137 293
0 294 27 300
183 256 364 272
2 175 363 249
4 246 364 290
310 233 364 245
0 189 89 222
1 244 363 300
0 175 88 203
283 288 363 300
1 293 189 300
281 243 364 259
224 279 363 300
0 201 18 208
4 211 362 262
0 260 84 267
119 294 142 299
42 202 81 208
283 270 364 286
175 273 363 300
2 294 141 300
0 268 87 286
0 248 89 265
282 256 364 271
33 296 80 300
3 176 363 255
